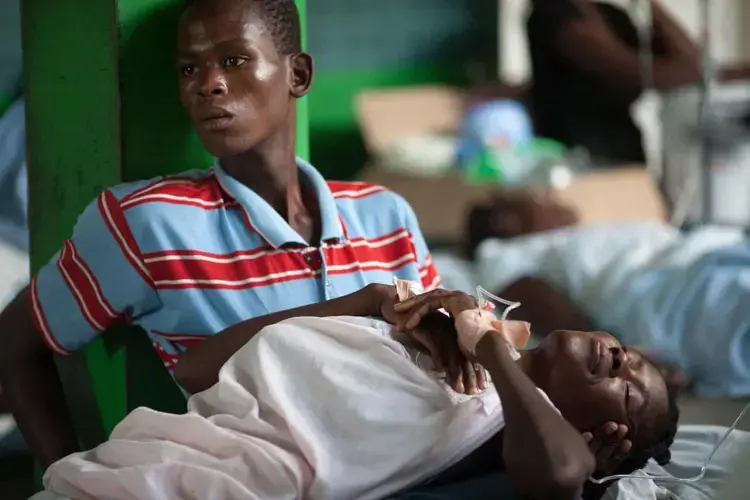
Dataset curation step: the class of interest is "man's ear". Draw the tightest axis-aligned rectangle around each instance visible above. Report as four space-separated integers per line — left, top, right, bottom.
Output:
289 52 314 98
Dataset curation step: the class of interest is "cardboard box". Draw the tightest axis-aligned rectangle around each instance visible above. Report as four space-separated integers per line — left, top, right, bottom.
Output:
355 85 667 243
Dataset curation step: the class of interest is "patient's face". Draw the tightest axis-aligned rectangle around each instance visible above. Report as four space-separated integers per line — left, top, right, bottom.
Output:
528 330 669 447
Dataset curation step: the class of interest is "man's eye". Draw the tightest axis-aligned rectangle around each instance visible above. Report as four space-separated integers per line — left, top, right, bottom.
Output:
180 65 196 77
223 57 246 68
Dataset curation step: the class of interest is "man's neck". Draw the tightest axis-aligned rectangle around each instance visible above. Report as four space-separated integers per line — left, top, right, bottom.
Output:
219 119 320 242
220 119 304 220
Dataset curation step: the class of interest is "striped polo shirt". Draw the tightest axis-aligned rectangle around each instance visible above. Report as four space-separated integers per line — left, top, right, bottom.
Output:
30 159 441 371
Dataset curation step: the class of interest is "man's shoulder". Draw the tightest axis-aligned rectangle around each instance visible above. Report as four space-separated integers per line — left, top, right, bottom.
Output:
327 180 410 211
327 180 420 238
99 169 226 236
106 168 218 207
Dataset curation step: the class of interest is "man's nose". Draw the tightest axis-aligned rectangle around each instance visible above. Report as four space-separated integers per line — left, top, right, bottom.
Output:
198 68 228 98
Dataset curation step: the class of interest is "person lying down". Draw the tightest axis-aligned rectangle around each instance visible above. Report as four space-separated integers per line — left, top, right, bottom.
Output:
40 289 678 500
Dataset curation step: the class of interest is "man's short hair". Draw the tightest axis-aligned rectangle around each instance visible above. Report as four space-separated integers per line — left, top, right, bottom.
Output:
185 0 302 55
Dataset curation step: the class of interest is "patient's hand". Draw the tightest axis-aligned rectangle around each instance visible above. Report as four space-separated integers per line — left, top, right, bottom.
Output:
407 312 488 395
582 421 632 475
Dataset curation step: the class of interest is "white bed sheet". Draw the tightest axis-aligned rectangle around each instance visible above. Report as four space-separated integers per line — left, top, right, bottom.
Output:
32 424 749 500
607 425 750 500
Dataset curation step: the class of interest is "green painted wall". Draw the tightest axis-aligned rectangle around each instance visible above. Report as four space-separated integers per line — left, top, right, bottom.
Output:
309 65 468 179
306 0 497 179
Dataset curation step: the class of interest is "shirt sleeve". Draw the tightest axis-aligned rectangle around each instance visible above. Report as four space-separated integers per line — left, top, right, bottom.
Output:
30 189 161 355
401 197 442 292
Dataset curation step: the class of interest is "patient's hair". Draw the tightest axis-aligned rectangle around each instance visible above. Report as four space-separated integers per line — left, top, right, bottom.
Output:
184 0 302 55
582 387 680 500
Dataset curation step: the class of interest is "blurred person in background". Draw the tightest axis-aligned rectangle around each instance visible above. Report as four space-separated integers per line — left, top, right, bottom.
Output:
526 0 750 166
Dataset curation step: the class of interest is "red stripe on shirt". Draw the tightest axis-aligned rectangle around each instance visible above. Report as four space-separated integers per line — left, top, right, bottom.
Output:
120 173 236 211
142 228 422 290
29 275 71 356
419 255 442 291
120 173 215 204
151 340 180 370
323 228 417 273
142 246 275 262
145 247 314 290
151 330 206 350
327 181 386 200
98 190 156 288
57 240 123 332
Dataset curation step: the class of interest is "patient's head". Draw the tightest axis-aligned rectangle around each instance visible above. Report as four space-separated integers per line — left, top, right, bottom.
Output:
525 330 678 474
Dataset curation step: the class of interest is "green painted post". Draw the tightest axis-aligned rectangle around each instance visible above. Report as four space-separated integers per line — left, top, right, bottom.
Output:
22 0 125 449
295 0 309 161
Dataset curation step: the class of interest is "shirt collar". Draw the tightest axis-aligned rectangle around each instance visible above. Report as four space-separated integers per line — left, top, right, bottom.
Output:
212 157 345 248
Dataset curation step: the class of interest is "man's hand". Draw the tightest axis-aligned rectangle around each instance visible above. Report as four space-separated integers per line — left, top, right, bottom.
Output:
372 286 486 395
409 312 488 395
393 289 478 331
582 421 632 475
362 283 401 324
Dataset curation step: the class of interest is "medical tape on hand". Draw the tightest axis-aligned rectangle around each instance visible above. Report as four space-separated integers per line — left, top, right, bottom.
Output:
454 308 499 356
454 309 530 360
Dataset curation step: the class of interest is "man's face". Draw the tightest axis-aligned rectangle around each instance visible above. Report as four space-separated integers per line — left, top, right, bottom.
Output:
177 0 292 158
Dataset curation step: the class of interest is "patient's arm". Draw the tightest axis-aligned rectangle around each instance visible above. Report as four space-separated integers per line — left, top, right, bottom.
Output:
476 332 595 499
393 290 595 498
175 283 395 394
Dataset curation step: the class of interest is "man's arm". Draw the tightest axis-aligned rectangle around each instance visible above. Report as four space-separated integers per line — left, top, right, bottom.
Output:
650 0 699 59
0 288 79 467
476 333 595 499
553 0 750 91
174 283 395 394
0 190 162 467
551 3 701 91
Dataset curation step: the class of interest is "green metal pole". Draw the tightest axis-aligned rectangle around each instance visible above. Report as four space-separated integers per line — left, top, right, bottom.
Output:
295 0 309 161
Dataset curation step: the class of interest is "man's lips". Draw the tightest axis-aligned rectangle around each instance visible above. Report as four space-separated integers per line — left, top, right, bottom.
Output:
196 107 235 130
